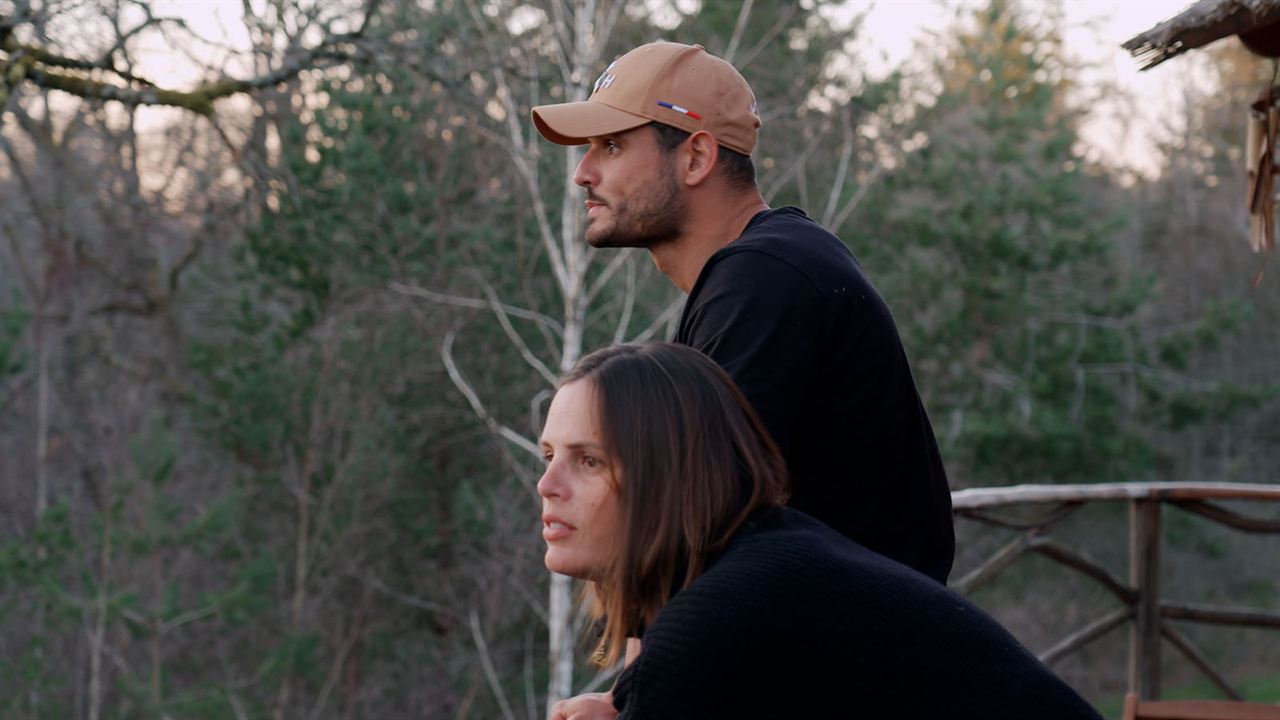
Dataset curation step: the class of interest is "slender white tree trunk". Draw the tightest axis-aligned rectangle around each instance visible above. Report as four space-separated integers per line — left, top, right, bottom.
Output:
545 3 599 709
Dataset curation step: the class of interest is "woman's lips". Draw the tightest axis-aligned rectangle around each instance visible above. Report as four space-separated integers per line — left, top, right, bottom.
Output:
542 516 576 541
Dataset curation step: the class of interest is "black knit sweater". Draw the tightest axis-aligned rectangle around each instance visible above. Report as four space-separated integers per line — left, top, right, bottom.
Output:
612 507 1103 719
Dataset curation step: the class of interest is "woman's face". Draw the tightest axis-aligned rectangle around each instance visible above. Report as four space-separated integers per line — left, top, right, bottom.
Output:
537 379 620 579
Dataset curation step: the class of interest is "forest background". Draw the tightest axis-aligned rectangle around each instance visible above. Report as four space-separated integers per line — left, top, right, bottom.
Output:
2 0 1279 718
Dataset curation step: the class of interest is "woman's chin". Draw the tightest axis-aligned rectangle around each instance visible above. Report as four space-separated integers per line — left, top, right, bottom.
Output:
543 554 573 577
544 552 592 579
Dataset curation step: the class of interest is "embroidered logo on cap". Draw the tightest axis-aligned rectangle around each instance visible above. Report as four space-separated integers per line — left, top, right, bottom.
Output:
593 61 617 94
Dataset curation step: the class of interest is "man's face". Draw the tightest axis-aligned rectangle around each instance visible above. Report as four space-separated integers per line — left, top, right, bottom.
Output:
573 126 688 249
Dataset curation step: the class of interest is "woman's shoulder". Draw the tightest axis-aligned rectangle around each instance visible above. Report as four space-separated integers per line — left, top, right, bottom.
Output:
710 506 919 585
661 506 955 636
661 509 890 618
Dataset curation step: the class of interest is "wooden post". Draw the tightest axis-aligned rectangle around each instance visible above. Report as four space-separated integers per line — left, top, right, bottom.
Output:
1129 499 1163 699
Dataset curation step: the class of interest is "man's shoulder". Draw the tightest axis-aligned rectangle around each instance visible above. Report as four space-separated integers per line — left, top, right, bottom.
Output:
703 206 865 289
724 206 848 258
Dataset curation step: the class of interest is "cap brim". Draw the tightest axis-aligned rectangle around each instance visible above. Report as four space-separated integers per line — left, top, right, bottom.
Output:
531 101 651 145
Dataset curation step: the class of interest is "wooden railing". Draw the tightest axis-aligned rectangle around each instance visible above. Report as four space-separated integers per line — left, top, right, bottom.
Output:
950 482 1280 701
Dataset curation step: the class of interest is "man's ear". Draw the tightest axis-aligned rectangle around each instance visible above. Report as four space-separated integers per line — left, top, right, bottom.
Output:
680 130 719 187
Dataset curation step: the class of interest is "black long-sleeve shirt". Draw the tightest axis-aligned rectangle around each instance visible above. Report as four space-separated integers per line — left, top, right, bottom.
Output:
612 507 1103 719
674 206 955 583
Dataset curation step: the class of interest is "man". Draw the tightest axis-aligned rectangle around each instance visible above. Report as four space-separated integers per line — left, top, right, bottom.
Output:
531 41 955 717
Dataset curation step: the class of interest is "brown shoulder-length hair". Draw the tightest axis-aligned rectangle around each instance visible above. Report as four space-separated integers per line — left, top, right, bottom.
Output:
559 342 789 666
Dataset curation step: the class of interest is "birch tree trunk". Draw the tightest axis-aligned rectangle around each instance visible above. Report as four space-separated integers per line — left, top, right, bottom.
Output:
449 0 617 709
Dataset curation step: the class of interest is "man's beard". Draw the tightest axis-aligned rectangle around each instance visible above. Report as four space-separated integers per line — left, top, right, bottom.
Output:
585 174 687 249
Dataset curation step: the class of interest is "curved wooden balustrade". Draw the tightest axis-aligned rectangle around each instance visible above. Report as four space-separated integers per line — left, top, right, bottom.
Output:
949 482 1280 701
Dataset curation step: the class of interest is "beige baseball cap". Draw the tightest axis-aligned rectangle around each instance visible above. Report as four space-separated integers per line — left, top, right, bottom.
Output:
531 42 761 156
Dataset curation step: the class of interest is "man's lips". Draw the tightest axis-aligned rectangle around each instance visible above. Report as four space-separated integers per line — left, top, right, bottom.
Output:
542 514 576 541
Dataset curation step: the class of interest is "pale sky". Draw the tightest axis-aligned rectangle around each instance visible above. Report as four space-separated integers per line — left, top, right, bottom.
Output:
128 0 1203 177
845 0 1203 177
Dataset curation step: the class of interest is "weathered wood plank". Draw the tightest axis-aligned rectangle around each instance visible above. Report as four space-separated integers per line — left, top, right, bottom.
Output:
1122 0 1280 70
1039 607 1132 668
1125 696 1280 719
954 501 1083 531
1172 500 1280 534
952 482 1280 510
1030 538 1139 605
1162 602 1280 628
950 531 1037 595
1131 500 1163 700
1161 623 1245 701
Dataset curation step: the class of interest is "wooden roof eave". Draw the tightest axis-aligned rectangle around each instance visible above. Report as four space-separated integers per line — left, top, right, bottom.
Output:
1122 0 1280 70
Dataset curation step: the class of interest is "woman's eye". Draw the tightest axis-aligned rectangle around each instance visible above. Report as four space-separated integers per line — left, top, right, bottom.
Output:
542 453 553 464
604 140 619 154
581 456 600 468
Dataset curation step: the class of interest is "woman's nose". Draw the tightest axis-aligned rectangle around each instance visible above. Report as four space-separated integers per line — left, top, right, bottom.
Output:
537 460 565 499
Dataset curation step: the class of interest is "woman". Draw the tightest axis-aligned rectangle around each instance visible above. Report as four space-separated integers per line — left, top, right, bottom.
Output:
538 342 1102 719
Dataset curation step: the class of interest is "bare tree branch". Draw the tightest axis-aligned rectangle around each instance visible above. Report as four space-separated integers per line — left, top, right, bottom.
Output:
389 281 563 336
306 607 364 720
829 154 886 231
583 247 632 306
763 123 829 204
441 326 541 461
723 0 754 64
593 1 628 59
735 3 799 70
547 0 576 87
821 108 855 227
361 572 460 618
630 293 684 343
1 4 376 115
470 609 519 720
459 0 573 294
612 258 637 345
474 273 559 387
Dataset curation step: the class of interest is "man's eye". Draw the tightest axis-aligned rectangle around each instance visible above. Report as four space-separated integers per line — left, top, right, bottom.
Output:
542 453 553 464
604 141 619 153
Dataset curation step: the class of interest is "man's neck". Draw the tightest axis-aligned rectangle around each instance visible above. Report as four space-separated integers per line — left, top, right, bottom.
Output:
651 192 769 293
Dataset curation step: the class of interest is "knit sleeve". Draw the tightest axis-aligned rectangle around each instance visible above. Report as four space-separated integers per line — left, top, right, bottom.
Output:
612 536 805 720
614 589 754 719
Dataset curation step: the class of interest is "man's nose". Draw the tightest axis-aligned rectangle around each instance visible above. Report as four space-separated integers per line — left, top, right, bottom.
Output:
573 147 596 188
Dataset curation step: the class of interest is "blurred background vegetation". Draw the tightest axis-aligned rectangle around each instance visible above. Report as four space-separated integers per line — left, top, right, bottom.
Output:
1 0 1277 718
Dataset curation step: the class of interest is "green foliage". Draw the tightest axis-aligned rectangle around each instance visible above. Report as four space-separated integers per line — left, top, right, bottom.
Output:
0 293 28 407
181 35 550 713
259 632 324 683
855 1 1132 484
1156 299 1252 370
853 0 1271 487
1166 382 1280 432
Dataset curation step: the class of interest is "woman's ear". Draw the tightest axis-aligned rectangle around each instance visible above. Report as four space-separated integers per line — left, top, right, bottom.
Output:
681 130 719 187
